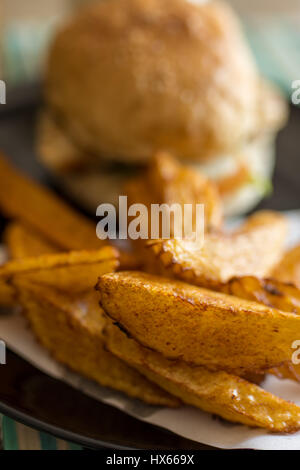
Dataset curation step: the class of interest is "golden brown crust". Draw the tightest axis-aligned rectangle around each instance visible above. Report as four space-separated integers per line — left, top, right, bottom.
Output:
97 271 300 374
222 275 300 314
147 211 287 287
124 152 223 271
104 322 300 433
220 274 300 385
45 0 286 163
0 246 119 306
14 280 179 407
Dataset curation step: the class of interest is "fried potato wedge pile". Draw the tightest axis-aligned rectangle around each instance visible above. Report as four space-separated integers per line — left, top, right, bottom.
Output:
0 155 137 270
3 150 300 434
97 271 300 374
148 211 287 287
0 246 119 305
12 277 178 407
1 231 177 406
104 321 300 432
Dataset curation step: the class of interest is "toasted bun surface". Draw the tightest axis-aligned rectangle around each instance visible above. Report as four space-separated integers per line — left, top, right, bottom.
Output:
45 0 283 163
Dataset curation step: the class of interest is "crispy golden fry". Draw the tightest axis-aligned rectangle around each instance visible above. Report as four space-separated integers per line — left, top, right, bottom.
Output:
0 246 119 305
222 276 300 383
14 278 178 407
147 152 223 231
272 244 300 288
97 271 300 374
148 211 287 288
3 219 138 271
104 322 300 432
4 219 138 270
4 222 60 259
222 276 300 314
0 154 104 250
125 152 223 271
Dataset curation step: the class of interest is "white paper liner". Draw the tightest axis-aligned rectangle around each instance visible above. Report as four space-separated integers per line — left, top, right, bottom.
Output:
1 210 300 450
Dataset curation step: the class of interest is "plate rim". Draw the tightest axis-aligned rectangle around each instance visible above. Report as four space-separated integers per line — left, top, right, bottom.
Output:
0 399 136 450
0 348 213 450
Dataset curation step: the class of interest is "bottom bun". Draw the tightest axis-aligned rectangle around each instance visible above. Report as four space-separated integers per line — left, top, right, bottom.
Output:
37 112 276 216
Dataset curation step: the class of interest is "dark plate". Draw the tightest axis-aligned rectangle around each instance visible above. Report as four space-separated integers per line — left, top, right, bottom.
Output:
0 350 211 450
0 84 299 450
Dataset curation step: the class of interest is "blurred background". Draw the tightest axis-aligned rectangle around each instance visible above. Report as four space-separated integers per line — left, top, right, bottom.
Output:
1 0 300 96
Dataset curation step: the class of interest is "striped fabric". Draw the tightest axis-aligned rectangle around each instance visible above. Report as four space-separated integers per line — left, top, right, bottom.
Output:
2 416 82 450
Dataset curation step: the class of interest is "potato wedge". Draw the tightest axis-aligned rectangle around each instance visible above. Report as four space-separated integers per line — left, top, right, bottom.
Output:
0 154 104 250
97 271 300 374
4 222 60 259
222 276 300 383
13 278 178 407
4 219 139 271
222 276 300 314
126 152 223 234
272 244 300 288
104 322 300 432
147 152 223 231
148 211 287 287
0 246 119 305
125 152 223 270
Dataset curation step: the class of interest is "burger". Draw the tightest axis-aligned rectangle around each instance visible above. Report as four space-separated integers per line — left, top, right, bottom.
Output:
37 0 287 216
